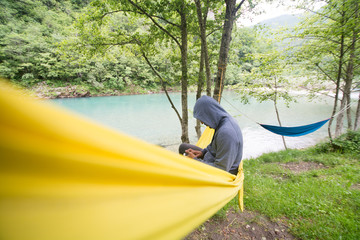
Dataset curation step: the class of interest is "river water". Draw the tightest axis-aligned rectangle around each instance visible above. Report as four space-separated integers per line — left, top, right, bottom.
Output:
51 91 351 159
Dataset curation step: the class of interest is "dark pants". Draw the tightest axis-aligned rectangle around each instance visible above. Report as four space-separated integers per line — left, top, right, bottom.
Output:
179 143 238 175
178 143 203 156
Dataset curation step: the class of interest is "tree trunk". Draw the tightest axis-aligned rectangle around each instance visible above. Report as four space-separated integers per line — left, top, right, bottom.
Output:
334 38 357 137
353 1 360 130
274 100 288 150
195 45 205 139
336 25 357 135
328 25 345 140
179 4 189 143
127 0 190 143
274 77 287 149
194 0 212 97
344 54 354 131
354 92 360 131
335 91 347 137
346 9 358 130
140 51 182 125
346 93 352 130
213 0 245 102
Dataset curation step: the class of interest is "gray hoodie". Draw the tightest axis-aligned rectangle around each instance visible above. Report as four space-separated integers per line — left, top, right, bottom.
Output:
193 95 243 175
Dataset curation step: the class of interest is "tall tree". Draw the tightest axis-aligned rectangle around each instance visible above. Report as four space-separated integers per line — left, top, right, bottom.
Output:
292 0 360 139
235 45 295 149
355 90 360 130
212 0 264 102
194 0 215 138
71 0 196 143
213 0 246 102
194 0 213 97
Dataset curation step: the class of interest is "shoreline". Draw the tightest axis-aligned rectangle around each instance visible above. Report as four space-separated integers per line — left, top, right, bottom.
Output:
26 80 350 100
26 80 184 99
31 85 176 99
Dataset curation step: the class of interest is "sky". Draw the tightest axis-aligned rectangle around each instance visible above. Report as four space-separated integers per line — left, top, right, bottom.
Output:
240 2 326 26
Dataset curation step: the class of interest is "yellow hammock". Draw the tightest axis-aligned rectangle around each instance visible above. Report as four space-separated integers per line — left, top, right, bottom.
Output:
0 79 244 240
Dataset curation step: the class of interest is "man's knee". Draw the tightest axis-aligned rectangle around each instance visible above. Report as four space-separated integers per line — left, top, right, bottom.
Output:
179 143 190 155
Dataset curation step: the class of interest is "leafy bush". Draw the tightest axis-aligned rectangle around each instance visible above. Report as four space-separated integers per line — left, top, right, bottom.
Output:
315 130 360 154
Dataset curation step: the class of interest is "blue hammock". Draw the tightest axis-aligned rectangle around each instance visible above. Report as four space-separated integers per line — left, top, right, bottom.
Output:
259 118 330 137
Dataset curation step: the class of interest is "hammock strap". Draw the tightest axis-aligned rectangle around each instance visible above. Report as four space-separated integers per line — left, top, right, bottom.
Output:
221 96 259 123
222 97 356 137
331 100 357 119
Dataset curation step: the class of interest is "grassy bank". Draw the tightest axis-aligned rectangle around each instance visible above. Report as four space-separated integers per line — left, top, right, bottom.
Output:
206 131 360 239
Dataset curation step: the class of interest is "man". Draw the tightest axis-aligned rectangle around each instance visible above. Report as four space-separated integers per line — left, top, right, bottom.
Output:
179 95 243 175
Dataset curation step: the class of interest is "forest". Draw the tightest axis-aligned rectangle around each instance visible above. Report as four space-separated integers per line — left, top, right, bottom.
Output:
0 0 359 143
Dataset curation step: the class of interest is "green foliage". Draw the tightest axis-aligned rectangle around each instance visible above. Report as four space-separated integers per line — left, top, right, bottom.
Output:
234 43 296 107
223 26 259 85
0 0 266 95
0 0 78 83
230 22 301 108
0 0 171 91
67 0 212 93
315 130 360 155
289 0 360 93
229 27 257 71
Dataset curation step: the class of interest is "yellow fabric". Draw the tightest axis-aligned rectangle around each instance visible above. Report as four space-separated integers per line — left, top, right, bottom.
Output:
196 126 244 212
195 126 215 149
0 79 244 240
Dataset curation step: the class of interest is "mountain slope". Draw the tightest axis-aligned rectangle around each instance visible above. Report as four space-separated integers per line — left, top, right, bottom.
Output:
257 14 302 28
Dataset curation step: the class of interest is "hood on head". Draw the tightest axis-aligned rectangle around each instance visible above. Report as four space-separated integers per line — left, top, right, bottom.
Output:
193 95 228 129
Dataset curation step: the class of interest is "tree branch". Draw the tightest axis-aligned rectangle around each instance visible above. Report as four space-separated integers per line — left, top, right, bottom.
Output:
291 35 341 45
150 15 180 28
301 86 335 99
206 25 222 37
315 63 336 84
100 10 125 19
298 6 337 22
136 41 182 123
82 41 137 47
99 6 180 30
235 0 246 13
127 0 181 47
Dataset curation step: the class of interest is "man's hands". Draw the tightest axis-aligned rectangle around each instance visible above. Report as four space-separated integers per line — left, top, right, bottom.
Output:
185 149 203 159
